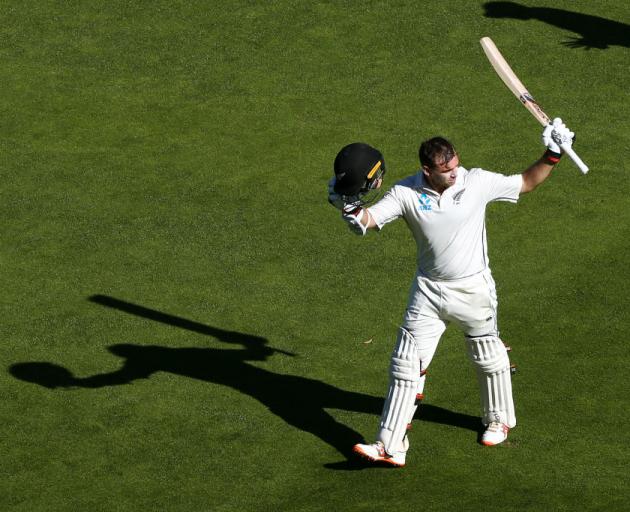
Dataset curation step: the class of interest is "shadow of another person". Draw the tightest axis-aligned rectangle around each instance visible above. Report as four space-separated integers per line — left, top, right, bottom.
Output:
484 2 630 49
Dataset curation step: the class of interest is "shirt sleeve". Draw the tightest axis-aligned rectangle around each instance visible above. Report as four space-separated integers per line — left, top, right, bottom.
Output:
367 186 404 229
476 169 523 203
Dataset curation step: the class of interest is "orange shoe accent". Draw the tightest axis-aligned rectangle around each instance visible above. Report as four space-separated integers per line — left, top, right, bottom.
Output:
481 424 509 446
352 444 405 467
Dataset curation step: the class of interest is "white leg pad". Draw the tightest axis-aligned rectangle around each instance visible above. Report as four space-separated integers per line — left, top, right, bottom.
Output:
377 327 420 455
466 336 516 428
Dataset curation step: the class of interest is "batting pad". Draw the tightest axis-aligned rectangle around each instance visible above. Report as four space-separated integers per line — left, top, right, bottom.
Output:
466 336 516 428
378 327 420 455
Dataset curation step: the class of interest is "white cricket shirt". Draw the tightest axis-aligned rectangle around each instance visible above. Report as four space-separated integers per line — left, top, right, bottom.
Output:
367 167 523 280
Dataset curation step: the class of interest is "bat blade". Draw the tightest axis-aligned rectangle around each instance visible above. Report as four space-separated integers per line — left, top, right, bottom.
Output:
480 36 589 174
480 37 550 126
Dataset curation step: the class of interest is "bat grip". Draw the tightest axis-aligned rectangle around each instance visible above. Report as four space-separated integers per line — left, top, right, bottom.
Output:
560 143 589 174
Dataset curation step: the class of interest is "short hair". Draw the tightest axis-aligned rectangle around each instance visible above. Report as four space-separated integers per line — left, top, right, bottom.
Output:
418 137 456 169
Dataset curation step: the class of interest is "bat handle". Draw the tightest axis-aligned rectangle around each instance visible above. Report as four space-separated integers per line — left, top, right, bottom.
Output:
560 143 589 174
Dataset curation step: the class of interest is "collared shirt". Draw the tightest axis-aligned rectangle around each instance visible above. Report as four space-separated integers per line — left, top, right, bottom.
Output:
367 167 523 280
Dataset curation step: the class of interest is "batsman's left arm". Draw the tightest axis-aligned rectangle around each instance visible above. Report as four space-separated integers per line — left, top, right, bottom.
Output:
520 158 555 194
521 118 575 194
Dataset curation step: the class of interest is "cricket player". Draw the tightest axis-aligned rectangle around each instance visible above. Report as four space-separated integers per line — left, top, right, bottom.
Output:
328 118 575 467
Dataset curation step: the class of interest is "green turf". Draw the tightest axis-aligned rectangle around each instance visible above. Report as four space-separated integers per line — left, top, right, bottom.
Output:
1 1 629 510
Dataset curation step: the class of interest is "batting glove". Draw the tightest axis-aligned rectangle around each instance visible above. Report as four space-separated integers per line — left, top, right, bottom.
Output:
542 117 575 157
342 204 368 236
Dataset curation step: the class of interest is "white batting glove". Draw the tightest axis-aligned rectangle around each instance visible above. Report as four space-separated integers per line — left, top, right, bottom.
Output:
341 204 368 236
542 117 575 154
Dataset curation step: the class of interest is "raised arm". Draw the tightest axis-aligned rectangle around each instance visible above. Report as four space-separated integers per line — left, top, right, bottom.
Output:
521 118 575 194
520 158 555 194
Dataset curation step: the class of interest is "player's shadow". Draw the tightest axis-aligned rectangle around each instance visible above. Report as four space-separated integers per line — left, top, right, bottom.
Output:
9 295 481 469
483 2 630 50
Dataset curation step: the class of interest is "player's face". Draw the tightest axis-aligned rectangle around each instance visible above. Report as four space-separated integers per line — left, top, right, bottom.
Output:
423 154 459 192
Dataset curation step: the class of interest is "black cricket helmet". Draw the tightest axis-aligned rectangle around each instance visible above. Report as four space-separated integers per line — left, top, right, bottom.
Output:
333 142 386 204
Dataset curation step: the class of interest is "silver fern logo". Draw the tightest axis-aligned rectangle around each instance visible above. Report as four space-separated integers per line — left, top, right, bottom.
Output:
452 189 466 204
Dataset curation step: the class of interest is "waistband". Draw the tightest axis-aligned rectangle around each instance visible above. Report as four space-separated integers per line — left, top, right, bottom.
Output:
416 267 490 283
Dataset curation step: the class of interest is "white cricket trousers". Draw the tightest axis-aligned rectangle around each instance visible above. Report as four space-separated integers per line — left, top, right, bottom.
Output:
402 268 501 356
376 269 518 450
376 268 516 450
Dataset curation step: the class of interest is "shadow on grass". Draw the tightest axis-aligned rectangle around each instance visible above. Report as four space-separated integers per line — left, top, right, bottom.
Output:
9 295 481 469
483 2 630 49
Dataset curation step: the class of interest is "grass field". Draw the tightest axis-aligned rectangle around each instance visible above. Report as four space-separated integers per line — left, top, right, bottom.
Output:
2 1 629 511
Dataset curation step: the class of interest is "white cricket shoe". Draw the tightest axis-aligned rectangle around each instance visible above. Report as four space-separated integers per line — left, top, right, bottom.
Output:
352 441 406 467
481 422 509 446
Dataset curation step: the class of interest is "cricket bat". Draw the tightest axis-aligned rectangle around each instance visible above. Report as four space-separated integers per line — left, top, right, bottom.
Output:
480 36 589 174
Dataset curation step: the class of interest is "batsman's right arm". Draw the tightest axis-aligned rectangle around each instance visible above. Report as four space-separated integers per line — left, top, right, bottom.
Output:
342 206 377 235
